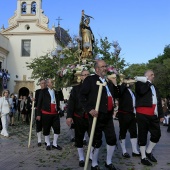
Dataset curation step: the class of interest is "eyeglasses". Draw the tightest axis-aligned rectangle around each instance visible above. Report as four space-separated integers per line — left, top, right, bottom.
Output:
81 74 90 76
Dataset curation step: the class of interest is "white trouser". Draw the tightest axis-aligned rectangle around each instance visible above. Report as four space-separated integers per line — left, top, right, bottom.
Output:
1 114 9 136
163 115 170 124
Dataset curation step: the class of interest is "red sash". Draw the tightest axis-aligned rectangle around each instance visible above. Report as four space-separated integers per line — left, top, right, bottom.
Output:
136 104 156 116
42 103 57 115
108 96 113 111
118 110 129 114
74 113 88 119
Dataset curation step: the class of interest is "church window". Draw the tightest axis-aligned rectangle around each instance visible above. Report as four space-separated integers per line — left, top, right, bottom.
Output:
21 2 27 14
21 40 31 57
31 2 36 14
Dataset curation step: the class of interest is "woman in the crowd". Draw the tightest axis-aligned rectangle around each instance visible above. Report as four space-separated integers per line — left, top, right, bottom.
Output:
20 96 27 122
9 93 17 126
0 90 12 137
162 98 170 126
17 95 23 121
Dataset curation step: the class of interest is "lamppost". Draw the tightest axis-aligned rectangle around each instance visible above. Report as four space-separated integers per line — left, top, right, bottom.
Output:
112 41 122 72
51 45 64 69
112 41 125 83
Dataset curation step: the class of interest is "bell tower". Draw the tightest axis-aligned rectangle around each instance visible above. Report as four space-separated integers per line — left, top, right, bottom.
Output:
18 0 42 15
8 0 49 28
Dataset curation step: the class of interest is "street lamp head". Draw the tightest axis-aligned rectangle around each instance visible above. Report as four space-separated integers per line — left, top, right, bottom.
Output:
67 42 74 50
115 46 121 53
60 54 65 59
51 50 57 57
74 36 82 42
95 55 100 60
113 51 117 56
113 41 119 48
56 45 63 53
83 42 91 49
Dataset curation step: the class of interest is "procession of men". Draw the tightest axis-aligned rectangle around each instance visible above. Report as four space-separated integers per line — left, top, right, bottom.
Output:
23 59 166 170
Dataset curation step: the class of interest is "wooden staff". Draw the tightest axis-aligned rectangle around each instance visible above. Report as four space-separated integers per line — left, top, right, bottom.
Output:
84 81 106 170
28 92 35 148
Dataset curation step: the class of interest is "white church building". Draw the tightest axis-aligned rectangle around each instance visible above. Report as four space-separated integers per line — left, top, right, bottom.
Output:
0 0 71 98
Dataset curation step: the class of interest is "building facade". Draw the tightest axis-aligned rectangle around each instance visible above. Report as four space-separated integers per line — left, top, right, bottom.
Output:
0 0 57 96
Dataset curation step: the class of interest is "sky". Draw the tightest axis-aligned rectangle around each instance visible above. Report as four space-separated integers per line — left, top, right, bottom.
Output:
0 0 170 65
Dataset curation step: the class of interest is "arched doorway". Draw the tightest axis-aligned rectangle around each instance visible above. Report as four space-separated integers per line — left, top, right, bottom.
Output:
19 87 29 97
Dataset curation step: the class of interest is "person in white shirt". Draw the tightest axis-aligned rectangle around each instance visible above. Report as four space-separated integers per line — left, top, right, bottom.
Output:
37 79 62 151
135 70 164 166
0 90 12 137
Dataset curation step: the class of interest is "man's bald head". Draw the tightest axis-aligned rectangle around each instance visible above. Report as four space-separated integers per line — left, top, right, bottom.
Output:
94 60 107 78
144 70 155 83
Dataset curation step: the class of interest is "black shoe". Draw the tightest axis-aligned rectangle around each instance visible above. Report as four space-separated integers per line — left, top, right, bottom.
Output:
44 142 47 146
46 145 51 150
122 152 130 158
52 145 62 150
79 160 85 167
146 152 157 162
89 159 99 163
83 140 87 145
132 152 141 157
37 142 41 147
91 165 100 170
11 124 15 126
74 142 77 147
105 162 117 170
141 158 152 166
70 138 75 142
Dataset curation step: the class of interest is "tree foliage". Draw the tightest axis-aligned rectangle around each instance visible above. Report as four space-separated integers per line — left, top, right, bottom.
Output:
123 63 148 78
147 45 170 97
95 37 128 73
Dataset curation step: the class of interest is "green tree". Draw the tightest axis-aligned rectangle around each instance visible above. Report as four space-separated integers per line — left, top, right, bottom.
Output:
95 37 128 73
148 44 170 64
147 45 170 97
26 49 77 89
123 63 148 78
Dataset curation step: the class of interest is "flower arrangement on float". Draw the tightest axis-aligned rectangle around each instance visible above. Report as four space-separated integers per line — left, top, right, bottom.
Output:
55 59 96 87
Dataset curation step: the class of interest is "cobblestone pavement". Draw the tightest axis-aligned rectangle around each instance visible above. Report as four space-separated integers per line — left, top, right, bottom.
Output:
0 115 170 170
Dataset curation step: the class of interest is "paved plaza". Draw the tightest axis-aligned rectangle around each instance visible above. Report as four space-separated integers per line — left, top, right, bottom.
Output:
0 115 170 170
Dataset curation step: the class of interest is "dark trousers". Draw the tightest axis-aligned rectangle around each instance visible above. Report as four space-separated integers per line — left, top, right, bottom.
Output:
18 111 20 121
26 110 31 124
136 113 161 146
42 114 60 136
167 117 170 132
118 112 137 140
89 112 117 148
73 116 89 148
35 110 42 133
0 118 2 130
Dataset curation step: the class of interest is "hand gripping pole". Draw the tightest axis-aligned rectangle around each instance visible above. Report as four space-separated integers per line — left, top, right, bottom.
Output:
84 81 106 170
